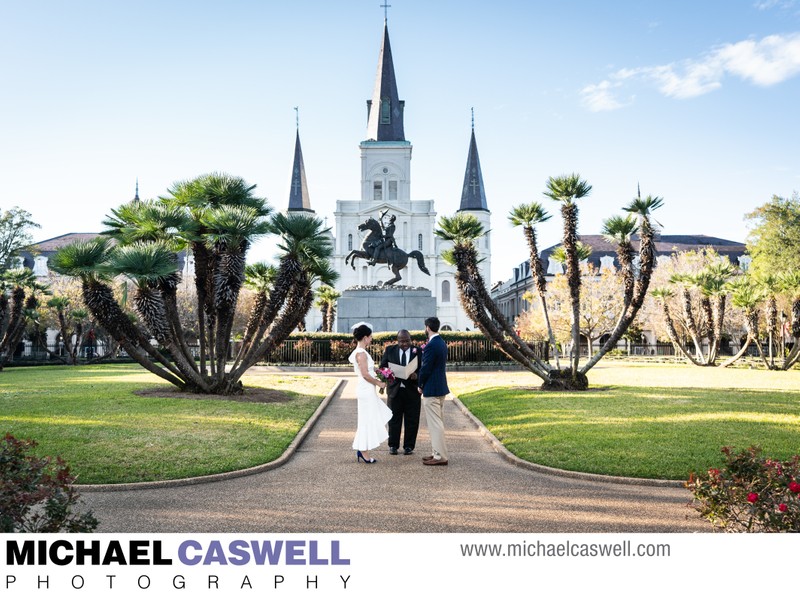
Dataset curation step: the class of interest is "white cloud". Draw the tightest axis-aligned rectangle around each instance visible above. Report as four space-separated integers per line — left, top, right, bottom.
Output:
582 32 800 110
754 0 798 10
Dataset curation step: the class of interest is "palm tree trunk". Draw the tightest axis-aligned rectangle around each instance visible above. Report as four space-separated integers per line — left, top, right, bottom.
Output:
560 203 581 377
720 310 757 368
660 300 701 364
523 225 560 369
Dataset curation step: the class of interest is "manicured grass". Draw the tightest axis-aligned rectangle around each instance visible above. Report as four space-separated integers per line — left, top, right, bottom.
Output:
449 361 800 480
0 365 335 484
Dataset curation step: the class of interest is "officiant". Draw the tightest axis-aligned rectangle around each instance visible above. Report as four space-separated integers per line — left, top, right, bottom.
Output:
379 329 421 455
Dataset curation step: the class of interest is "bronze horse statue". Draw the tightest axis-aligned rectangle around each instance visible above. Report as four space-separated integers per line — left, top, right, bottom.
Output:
345 217 430 286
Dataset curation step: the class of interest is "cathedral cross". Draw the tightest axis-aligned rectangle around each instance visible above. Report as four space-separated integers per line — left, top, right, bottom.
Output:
380 2 391 19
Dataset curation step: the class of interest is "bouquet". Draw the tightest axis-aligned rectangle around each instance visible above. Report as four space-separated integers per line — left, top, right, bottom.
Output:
376 367 396 394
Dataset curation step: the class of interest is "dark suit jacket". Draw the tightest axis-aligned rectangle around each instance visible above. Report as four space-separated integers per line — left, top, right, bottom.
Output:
417 334 449 397
379 344 419 398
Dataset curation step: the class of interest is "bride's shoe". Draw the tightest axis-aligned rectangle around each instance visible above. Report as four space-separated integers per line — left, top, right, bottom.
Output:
356 451 376 464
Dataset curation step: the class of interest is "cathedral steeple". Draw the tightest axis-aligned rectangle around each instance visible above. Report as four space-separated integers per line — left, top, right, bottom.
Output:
134 178 140 203
366 20 405 142
458 112 489 212
288 112 313 212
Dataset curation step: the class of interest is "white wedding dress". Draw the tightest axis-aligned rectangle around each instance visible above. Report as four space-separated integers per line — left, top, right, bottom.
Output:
349 347 393 451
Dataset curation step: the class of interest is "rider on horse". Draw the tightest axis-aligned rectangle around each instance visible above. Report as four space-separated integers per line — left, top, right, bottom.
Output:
368 210 397 265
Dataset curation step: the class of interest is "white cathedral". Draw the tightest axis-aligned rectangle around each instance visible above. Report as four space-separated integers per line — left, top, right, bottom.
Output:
288 19 492 332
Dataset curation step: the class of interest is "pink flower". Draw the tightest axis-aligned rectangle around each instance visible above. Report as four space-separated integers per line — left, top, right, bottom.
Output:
378 367 396 382
419 342 427 350
779 503 788 512
789 481 800 494
747 492 759 503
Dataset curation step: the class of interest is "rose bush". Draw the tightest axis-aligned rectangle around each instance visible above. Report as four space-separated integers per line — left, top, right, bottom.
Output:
1 433 98 532
686 446 800 532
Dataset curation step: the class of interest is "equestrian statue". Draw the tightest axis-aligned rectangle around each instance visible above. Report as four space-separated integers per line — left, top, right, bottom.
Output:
345 210 430 286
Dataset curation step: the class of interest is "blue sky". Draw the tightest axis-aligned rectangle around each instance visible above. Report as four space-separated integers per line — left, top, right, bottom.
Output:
2 0 799 282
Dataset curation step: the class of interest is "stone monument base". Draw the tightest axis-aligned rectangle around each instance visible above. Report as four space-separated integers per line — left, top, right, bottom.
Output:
337 285 436 333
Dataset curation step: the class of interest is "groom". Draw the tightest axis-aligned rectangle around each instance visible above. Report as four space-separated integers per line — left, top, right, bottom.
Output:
379 329 421 455
417 316 449 466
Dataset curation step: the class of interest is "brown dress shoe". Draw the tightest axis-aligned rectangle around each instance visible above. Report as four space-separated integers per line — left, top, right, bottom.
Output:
423 457 448 466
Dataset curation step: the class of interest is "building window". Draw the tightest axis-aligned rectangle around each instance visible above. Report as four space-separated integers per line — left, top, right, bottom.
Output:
418 234 423 251
380 98 391 124
373 181 382 200
348 234 353 250
388 180 398 200
442 280 451 303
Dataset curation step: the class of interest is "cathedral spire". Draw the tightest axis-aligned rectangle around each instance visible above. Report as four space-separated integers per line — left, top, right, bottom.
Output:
458 114 489 212
366 19 405 141
288 122 313 213
134 178 140 203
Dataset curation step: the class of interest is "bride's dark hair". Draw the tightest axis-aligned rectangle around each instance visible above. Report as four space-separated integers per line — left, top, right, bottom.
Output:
353 324 373 341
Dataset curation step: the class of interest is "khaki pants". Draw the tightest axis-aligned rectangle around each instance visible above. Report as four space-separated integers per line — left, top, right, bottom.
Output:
422 396 448 460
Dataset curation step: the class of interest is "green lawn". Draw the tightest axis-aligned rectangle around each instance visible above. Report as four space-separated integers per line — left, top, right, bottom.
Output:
0 364 335 484
449 361 800 480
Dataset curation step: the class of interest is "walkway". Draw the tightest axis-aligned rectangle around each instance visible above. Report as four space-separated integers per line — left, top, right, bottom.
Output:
81 371 710 532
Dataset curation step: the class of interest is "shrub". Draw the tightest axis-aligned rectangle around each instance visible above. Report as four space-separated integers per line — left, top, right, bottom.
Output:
0 433 98 532
686 446 800 532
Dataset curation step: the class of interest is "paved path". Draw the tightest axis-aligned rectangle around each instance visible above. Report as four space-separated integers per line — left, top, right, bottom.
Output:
81 372 710 533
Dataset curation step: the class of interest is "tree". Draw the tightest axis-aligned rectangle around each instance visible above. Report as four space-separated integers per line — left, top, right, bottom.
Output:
539 267 626 358
315 284 341 332
508 202 558 366
543 174 592 378
650 253 749 367
438 175 663 390
720 275 766 368
50 173 334 394
0 268 49 370
0 207 40 271
746 193 800 277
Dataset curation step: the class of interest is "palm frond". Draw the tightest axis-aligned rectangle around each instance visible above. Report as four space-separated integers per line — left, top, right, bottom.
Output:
103 241 179 286
542 173 592 204
508 202 551 227
49 237 114 280
435 213 485 244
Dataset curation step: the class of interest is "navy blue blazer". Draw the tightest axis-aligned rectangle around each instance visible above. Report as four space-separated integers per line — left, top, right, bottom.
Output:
417 334 449 397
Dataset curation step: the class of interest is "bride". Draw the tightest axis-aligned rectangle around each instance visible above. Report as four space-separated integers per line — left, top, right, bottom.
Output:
348 322 393 463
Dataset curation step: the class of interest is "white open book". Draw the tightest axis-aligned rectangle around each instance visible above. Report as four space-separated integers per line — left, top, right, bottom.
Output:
388 355 418 380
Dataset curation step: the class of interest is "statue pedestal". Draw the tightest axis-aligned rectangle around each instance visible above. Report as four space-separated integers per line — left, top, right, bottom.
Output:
336 286 436 333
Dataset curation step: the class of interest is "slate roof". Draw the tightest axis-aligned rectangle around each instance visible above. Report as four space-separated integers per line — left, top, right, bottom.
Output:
287 130 313 212
458 128 489 212
539 234 748 271
365 20 405 142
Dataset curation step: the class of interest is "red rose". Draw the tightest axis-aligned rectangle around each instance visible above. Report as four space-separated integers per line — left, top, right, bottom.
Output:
779 503 788 512
789 481 800 494
747 492 759 503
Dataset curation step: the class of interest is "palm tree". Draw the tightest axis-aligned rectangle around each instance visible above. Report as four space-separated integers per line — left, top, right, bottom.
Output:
779 270 800 369
601 214 638 311
581 193 663 373
720 275 765 368
50 238 186 388
437 213 552 382
229 213 334 386
544 174 592 377
315 284 341 332
756 273 781 366
508 202 560 366
0 268 49 370
52 173 339 394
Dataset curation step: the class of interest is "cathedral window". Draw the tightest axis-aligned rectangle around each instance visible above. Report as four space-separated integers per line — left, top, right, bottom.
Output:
373 181 382 200
418 234 423 251
348 234 353 250
442 280 451 303
380 98 391 124
388 180 398 200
